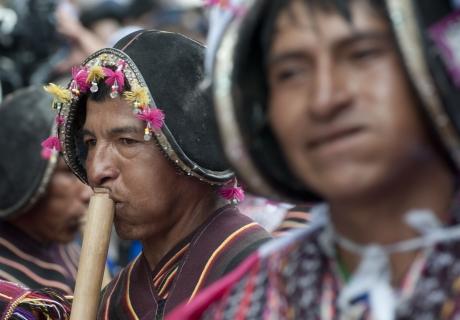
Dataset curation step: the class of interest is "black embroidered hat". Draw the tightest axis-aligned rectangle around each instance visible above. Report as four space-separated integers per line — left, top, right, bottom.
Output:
46 30 234 187
0 86 57 218
208 0 460 203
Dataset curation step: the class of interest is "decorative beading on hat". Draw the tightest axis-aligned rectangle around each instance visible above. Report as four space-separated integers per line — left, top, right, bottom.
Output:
41 84 72 160
136 107 166 141
42 55 166 159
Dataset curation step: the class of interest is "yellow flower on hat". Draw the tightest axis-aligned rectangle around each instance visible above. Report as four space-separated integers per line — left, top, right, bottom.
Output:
123 86 150 107
43 83 72 105
86 65 105 84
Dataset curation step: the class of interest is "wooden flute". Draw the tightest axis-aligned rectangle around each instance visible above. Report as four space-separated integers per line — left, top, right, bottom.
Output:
70 188 114 320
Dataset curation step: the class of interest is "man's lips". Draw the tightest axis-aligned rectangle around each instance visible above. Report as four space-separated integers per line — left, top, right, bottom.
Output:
306 126 365 150
108 194 125 211
108 193 122 204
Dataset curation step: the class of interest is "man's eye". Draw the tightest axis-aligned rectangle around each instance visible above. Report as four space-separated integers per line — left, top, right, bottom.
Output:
274 67 308 83
349 48 384 62
277 69 301 81
83 139 96 148
119 138 138 145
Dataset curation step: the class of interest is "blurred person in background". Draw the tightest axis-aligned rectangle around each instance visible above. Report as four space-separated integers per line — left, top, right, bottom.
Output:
169 0 460 318
54 0 159 71
152 0 207 42
0 0 61 98
52 0 208 81
52 0 125 78
201 0 312 238
0 85 92 295
106 0 158 45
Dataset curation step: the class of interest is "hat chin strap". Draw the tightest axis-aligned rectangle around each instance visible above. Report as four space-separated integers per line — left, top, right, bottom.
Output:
312 205 460 320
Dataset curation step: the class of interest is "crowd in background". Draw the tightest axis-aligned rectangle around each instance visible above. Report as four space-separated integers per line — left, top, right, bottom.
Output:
0 0 304 276
0 0 206 100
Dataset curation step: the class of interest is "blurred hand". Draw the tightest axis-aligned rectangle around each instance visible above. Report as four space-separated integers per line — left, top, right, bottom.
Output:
53 3 107 76
55 4 105 55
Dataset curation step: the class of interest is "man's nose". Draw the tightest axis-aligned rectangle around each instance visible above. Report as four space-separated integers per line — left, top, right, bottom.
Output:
308 59 353 121
86 144 120 188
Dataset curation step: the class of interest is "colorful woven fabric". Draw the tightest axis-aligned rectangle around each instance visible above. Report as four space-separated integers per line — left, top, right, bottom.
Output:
168 206 460 320
98 206 270 319
0 280 71 319
271 205 311 237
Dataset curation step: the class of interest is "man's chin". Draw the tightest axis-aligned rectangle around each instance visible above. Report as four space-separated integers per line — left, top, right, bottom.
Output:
114 221 138 240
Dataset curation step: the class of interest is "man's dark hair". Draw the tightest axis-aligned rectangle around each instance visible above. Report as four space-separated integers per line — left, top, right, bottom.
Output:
88 68 131 103
75 66 131 127
259 0 386 63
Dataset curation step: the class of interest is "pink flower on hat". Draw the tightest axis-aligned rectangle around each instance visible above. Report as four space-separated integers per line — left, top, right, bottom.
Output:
136 108 165 130
71 66 89 93
218 183 245 203
40 136 61 159
104 67 125 93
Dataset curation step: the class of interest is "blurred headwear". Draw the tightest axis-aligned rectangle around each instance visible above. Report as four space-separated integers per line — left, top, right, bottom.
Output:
44 30 235 191
0 86 58 218
207 0 460 203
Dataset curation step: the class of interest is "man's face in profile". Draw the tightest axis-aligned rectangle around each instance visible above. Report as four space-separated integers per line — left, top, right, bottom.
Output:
82 97 187 241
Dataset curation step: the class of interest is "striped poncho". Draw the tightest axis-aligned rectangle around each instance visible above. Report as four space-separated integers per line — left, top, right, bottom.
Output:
97 205 271 320
0 221 79 295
